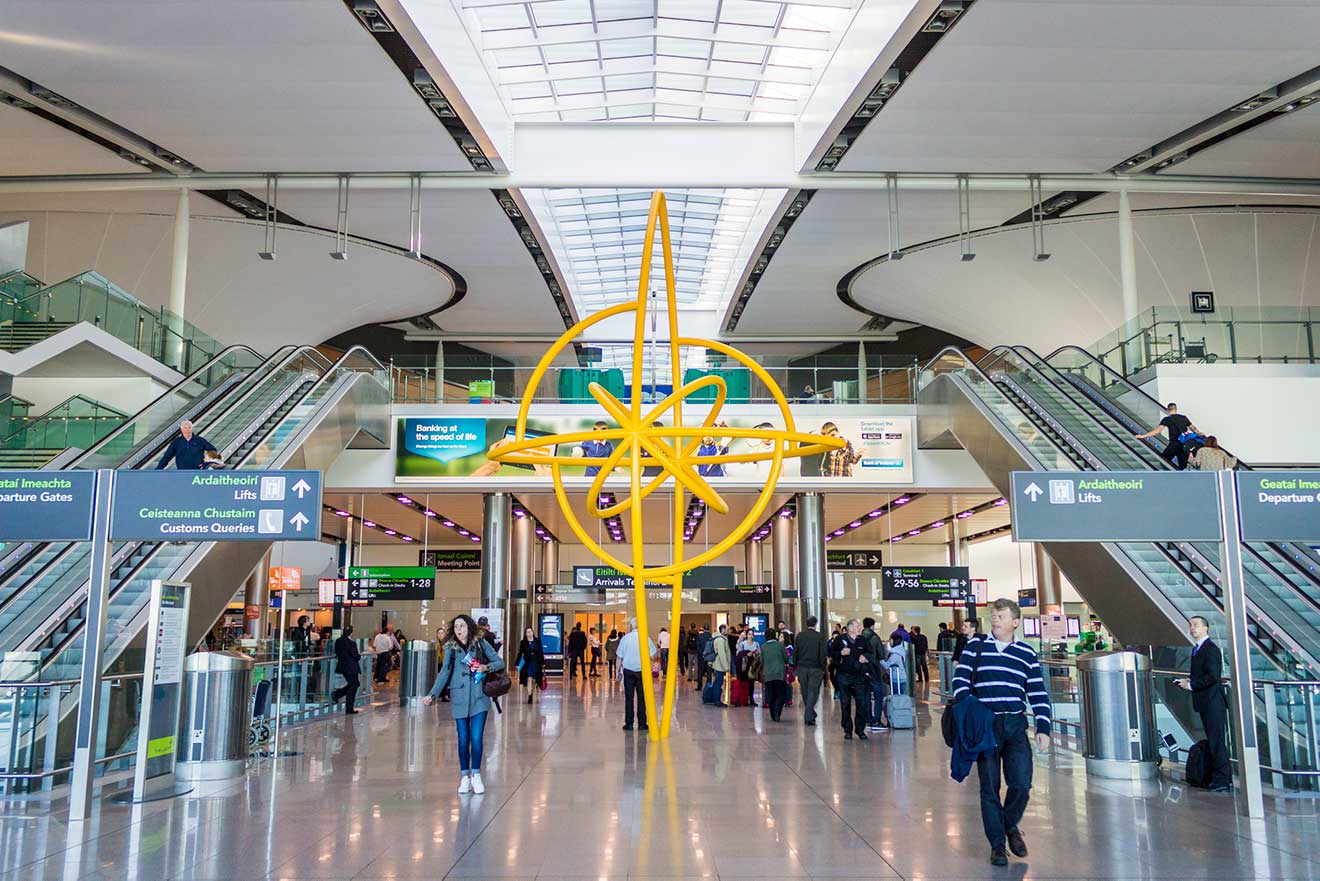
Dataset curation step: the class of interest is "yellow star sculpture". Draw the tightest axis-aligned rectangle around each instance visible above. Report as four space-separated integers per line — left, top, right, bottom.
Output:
491 191 845 738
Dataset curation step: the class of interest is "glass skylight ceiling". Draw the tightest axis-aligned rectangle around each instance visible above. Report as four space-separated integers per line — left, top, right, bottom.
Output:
457 0 861 121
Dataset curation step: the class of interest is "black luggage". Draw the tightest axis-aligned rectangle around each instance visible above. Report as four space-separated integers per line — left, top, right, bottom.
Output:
1185 739 1211 788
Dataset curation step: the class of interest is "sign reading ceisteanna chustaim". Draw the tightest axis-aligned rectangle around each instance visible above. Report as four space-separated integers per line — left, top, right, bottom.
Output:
1010 471 1222 542
0 471 96 540
110 470 322 541
1237 471 1320 542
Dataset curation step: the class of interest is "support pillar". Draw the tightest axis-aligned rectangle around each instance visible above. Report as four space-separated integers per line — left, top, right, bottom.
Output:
796 493 826 632
168 188 189 369
1033 543 1064 615
244 551 271 640
508 513 535 660
1118 189 1138 323
771 514 797 631
542 539 560 585
481 492 511 609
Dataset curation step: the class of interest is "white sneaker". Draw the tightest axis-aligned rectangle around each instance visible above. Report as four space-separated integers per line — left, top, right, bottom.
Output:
458 774 472 794
470 772 485 795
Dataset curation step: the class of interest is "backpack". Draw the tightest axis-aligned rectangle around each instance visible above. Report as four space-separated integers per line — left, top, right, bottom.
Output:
1185 739 1212 788
701 634 718 663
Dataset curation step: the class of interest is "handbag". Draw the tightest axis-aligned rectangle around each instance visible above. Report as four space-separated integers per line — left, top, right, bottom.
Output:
478 642 512 699
941 639 985 748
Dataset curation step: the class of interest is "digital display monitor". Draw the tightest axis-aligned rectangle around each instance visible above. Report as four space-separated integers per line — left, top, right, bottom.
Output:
1066 616 1082 638
1023 617 1041 638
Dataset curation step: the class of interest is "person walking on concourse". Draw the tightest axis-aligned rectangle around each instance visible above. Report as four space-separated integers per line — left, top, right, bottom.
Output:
1175 615 1233 792
424 614 504 795
514 626 545 705
793 616 827 726
332 625 361 715
156 419 217 470
829 619 874 740
951 598 1052 866
617 617 656 732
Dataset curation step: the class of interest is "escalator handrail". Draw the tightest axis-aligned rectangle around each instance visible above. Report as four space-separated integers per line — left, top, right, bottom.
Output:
69 343 267 468
184 345 336 449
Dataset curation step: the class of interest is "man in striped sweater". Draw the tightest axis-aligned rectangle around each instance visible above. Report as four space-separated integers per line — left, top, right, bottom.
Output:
951 598 1052 867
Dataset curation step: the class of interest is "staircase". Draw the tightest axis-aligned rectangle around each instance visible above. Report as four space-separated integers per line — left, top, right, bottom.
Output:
0 449 63 468
0 322 75 352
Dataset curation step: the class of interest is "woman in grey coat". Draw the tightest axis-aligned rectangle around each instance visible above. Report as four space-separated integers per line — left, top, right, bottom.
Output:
423 614 505 794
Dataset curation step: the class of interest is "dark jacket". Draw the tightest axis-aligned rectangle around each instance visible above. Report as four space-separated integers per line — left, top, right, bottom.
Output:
828 633 873 682
759 640 788 682
953 633 970 661
950 692 998 782
913 632 929 655
514 637 544 679
792 628 826 670
1189 638 1226 714
860 626 886 667
334 635 361 677
568 628 588 655
936 628 955 651
156 433 217 470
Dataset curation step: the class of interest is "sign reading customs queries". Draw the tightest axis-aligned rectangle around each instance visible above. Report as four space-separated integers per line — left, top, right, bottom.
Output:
1236 471 1320 542
111 470 322 541
0 470 97 541
1010 471 1221 542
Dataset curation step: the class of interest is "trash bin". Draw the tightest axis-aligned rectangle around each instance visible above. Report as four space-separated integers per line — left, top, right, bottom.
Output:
399 639 437 707
1077 650 1159 780
176 651 253 782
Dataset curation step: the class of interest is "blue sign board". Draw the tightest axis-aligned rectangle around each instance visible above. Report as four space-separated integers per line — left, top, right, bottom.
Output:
1235 471 1320 542
110 470 322 541
0 470 97 540
1010 471 1222 542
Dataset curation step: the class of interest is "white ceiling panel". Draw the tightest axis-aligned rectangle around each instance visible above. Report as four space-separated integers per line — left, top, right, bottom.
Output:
0 105 147 176
839 0 1320 173
0 0 473 171
1164 106 1320 179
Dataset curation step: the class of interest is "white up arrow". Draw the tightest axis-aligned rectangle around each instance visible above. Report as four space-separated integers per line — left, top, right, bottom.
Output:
292 478 312 498
290 512 309 532
1023 482 1044 502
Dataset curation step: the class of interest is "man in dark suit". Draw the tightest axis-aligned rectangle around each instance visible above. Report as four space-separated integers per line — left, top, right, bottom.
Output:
1177 615 1231 792
567 623 589 679
332 625 361 715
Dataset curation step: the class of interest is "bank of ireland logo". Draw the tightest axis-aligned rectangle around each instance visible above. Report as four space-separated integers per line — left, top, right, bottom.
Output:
490 191 844 737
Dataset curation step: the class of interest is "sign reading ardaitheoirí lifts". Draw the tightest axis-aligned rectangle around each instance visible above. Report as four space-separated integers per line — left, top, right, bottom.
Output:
881 566 970 601
1010 471 1222 542
347 566 437 602
420 548 482 570
110 470 322 541
826 549 883 570
1236 471 1320 542
0 470 97 541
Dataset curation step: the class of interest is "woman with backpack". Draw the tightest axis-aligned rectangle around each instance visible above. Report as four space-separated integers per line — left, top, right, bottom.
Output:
424 614 505 795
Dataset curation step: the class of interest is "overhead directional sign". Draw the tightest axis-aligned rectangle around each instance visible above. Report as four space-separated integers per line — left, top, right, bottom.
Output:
110 470 323 541
827 548 883 570
573 564 736 590
1010 471 1221 542
420 548 482 571
882 566 970 601
0 470 97 541
1235 470 1320 542
348 566 436 601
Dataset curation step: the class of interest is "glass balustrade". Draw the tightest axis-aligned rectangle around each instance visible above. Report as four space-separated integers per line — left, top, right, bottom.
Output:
0 395 128 452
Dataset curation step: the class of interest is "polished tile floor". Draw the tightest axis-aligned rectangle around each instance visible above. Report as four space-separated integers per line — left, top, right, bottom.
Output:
3 674 1320 881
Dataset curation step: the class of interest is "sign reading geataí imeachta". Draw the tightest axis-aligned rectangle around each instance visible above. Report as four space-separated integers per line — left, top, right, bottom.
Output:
110 470 322 541
1010 470 1222 542
0 470 97 541
1236 471 1320 542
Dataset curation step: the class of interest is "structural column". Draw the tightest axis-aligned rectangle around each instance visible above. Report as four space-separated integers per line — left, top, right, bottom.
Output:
771 514 797 631
1033 543 1064 615
168 188 189 368
1118 188 1141 373
243 551 271 640
542 538 560 585
745 538 763 586
796 493 826 632
481 492 511 609
507 512 535 660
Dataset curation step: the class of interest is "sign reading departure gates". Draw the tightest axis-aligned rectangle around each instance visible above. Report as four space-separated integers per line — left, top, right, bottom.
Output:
0 470 97 540
110 470 322 541
1010 471 1222 542
1235 471 1320 542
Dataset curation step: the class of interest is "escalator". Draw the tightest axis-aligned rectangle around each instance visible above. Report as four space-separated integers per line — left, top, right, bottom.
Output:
0 344 389 683
918 345 1320 683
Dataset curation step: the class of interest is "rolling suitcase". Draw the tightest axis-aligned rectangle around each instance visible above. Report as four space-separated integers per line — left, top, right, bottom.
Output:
730 679 751 707
702 679 717 705
885 694 915 729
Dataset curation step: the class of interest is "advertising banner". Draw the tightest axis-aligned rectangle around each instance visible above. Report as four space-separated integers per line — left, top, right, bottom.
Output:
395 414 913 484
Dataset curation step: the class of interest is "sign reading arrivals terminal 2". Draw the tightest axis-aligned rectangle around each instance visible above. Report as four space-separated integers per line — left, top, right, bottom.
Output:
0 470 97 541
110 470 323 541
1010 471 1222 542
1236 471 1320 542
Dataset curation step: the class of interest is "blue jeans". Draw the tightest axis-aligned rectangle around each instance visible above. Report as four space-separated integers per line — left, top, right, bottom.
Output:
712 670 726 704
455 711 488 773
868 679 887 726
976 713 1033 848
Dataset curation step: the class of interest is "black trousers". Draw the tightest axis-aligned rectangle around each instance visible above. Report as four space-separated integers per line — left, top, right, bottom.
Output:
977 713 1033 849
1160 439 1189 470
914 652 929 682
837 675 869 735
1200 700 1233 788
623 669 647 728
569 650 583 679
333 672 360 713
765 679 788 720
590 647 601 674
